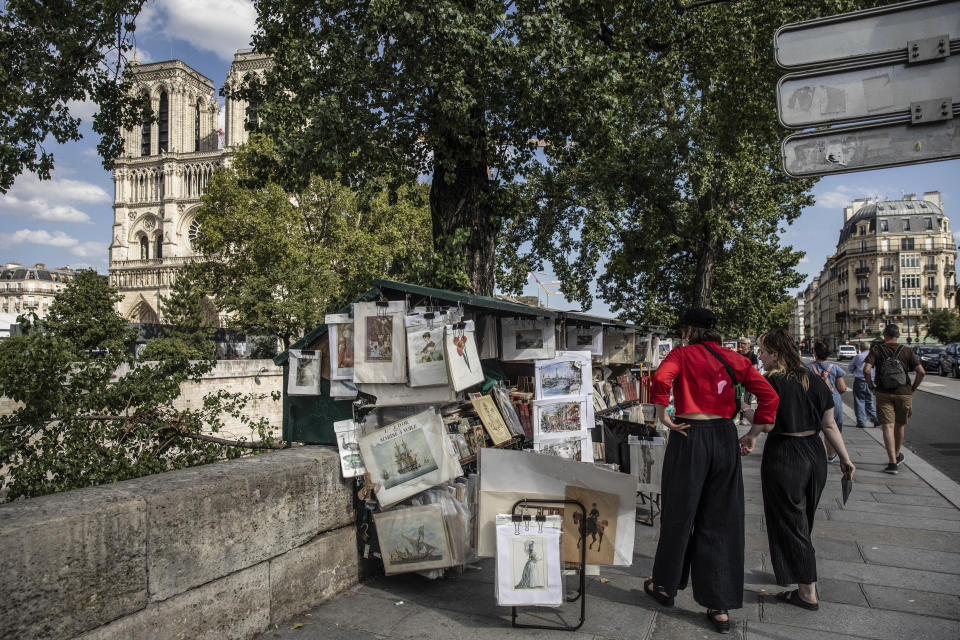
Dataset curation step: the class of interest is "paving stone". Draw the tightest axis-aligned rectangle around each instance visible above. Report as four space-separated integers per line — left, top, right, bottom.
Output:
809 537 864 563
745 621 875 639
760 600 960 639
816 579 870 606
834 500 960 521
871 492 955 507
858 542 960 575
887 484 943 496
810 520 960 552
817 558 960 596
853 474 928 488
824 508 960 532
861 584 960 620
296 590 420 636
391 605 596 639
648 609 745 639
258 623 385 639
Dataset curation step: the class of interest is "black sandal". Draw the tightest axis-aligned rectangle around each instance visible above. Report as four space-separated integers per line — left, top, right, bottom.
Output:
706 609 731 634
643 578 674 607
776 589 819 611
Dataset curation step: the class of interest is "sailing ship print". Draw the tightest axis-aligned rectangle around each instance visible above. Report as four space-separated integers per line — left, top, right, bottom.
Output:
371 427 439 490
389 525 444 564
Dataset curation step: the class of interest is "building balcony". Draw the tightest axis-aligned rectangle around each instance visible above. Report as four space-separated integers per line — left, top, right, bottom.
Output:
880 265 895 273
855 287 870 296
854 266 871 275
850 309 876 318
923 264 938 273
924 285 939 295
110 256 194 269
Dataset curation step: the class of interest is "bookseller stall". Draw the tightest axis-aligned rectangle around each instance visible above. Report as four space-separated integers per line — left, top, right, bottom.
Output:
274 279 668 628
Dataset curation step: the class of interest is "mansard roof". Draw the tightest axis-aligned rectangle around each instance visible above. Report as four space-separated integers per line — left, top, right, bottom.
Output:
839 199 946 243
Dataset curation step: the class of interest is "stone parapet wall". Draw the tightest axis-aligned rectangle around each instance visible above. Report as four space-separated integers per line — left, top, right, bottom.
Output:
0 447 359 640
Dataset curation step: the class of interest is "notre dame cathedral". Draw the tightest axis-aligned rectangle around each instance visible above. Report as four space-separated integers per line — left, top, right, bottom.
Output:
108 50 269 324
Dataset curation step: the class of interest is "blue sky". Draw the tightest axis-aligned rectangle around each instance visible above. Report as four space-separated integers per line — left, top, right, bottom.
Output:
1 0 957 318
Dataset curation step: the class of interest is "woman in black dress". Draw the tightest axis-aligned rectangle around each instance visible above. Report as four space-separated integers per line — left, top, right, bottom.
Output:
739 328 855 610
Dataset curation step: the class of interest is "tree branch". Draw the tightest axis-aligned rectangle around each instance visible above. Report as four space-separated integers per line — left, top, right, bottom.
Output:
179 431 286 449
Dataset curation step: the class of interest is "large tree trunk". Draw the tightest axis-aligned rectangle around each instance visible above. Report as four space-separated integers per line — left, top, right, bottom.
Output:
692 224 719 309
429 157 497 296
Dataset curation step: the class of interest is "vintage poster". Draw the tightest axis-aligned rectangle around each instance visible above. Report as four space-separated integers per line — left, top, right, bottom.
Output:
533 399 588 442
478 449 635 564
562 485 618 566
471 394 513 445
405 314 450 387
500 317 556 361
324 313 354 380
287 349 321 396
534 351 592 401
333 419 365 478
491 383 525 439
603 327 636 364
630 437 666 494
375 505 454 575
535 436 584 461
443 320 484 391
352 301 407 384
565 325 603 357
495 514 562 606
358 409 462 507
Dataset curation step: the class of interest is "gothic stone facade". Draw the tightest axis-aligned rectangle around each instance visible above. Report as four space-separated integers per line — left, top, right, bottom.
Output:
109 52 269 323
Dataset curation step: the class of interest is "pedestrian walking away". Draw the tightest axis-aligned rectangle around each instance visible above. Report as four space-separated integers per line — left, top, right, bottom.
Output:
808 341 847 462
736 337 760 424
846 342 878 428
862 325 925 474
647 308 779 634
740 328 855 613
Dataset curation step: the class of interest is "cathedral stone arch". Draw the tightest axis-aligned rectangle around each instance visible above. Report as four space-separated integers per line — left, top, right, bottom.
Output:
128 295 159 324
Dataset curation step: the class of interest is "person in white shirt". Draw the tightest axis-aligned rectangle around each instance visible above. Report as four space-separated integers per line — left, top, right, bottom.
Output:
847 342 878 428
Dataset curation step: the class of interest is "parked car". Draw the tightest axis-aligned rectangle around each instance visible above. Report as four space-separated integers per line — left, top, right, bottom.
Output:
915 345 944 375
940 343 960 378
837 344 858 361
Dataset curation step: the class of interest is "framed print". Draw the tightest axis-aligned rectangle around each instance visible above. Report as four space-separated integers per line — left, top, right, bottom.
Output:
495 514 562 606
562 485 618 566
500 317 556 361
603 327 635 364
324 313 354 380
471 394 513 445
405 314 450 387
333 419 365 478
358 409 462 507
533 398 588 441
444 320 484 392
375 505 454 575
534 351 592 401
352 301 407 384
565 325 602 357
287 349 321 396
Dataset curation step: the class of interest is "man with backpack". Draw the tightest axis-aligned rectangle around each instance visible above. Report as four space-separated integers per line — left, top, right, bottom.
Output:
863 325 925 474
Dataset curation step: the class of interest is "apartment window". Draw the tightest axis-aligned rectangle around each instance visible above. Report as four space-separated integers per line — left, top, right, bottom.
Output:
883 299 891 313
901 294 922 309
927 256 936 269
859 259 866 269
927 276 936 289
880 219 889 232
901 237 915 250
860 298 868 310
858 278 868 289
925 218 933 230
860 239 867 252
925 236 934 249
928 297 936 309
901 253 919 268
882 277 893 291
881 238 890 251
859 225 866 236
903 218 910 231
901 274 920 289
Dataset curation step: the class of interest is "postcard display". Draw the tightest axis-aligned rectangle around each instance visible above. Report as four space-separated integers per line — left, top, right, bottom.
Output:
533 351 594 463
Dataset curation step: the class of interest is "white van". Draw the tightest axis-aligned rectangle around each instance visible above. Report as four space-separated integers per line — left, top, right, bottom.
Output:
837 344 857 361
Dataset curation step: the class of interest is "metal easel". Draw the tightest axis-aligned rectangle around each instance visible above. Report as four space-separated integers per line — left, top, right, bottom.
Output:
510 498 587 632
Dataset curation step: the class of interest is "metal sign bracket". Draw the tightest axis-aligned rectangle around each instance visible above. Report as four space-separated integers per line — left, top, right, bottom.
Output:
907 34 951 64
911 97 954 123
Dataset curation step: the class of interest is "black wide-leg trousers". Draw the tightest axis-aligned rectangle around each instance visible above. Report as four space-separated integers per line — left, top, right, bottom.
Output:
761 433 826 586
652 419 744 610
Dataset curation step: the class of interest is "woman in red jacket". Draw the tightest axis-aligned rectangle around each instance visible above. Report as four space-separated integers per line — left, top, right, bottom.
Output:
644 308 778 634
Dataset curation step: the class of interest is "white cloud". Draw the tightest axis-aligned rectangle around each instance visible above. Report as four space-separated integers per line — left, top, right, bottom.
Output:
0 174 110 224
145 0 256 61
814 185 889 209
0 229 107 260
65 98 99 123
798 256 810 264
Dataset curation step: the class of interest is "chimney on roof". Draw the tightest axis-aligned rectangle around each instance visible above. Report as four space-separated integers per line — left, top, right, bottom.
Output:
904 193 916 201
922 191 941 208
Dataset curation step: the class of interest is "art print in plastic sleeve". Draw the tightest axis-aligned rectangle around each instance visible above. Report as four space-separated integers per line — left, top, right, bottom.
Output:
324 314 355 380
330 379 358 399
444 321 484 392
358 409 462 507
495 514 562 606
405 314 450 387
287 349 321 396
630 438 665 494
356 383 456 407
352 301 407 383
491 383 525 439
533 398 588 442
471 394 513 446
333 419 365 478
562 485 617 566
534 351 592 401
603 327 635 364
565 325 603 357
375 505 454 575
500 317 556 361
534 435 593 463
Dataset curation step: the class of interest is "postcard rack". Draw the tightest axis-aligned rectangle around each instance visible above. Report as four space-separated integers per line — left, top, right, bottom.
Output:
510 498 587 632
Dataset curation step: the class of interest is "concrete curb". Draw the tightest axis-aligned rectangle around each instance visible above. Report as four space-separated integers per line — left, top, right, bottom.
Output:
841 402 960 510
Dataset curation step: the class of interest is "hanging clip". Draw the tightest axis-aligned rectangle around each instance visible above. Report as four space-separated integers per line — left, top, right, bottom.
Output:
512 513 522 535
536 508 546 533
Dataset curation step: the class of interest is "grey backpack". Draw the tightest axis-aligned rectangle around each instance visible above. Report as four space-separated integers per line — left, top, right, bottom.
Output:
877 345 907 391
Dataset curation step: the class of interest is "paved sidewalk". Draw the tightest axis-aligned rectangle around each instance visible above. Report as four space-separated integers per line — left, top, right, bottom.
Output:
258 425 960 640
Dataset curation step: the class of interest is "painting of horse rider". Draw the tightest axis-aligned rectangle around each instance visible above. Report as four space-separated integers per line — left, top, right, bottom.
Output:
562 485 618 565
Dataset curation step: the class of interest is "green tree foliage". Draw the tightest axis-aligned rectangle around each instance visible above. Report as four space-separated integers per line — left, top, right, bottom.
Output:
139 275 217 361
0 0 149 192
242 0 632 295
926 310 960 344
497 0 884 329
0 270 278 502
189 136 433 348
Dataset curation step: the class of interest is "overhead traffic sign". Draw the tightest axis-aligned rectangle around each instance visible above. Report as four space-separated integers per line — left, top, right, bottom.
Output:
777 53 960 128
781 110 960 178
775 0 960 69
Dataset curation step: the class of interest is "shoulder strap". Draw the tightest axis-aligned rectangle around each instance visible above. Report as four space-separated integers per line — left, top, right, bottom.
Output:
701 343 739 419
